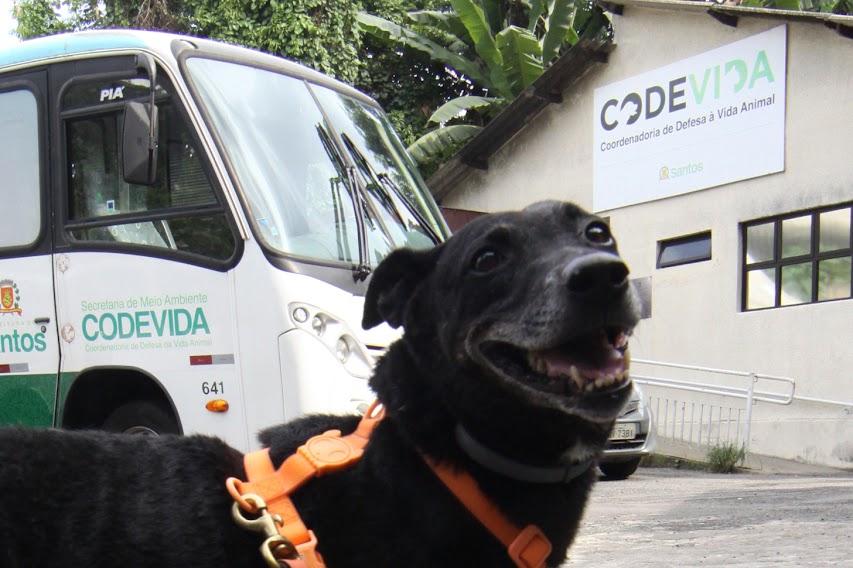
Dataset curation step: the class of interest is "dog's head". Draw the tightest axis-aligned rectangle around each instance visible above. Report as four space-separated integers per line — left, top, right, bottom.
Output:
363 200 640 456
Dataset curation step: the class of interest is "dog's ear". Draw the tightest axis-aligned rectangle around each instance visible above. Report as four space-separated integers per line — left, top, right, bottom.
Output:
362 245 442 329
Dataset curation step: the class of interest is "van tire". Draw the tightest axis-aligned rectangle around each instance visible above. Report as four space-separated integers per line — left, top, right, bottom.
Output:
102 401 180 436
599 457 641 480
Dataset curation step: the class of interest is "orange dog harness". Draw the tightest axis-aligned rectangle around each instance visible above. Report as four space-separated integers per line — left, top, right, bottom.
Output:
226 402 552 568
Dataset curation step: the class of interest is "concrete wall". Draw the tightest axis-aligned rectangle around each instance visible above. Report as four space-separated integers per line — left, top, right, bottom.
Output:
441 8 853 467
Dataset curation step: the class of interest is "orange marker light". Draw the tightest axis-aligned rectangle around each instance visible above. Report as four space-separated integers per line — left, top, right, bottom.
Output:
206 399 230 413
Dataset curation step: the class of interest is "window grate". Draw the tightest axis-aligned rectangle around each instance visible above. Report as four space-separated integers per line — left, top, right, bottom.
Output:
742 203 852 311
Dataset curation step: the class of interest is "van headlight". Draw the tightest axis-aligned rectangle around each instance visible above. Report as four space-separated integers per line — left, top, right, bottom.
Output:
288 302 373 379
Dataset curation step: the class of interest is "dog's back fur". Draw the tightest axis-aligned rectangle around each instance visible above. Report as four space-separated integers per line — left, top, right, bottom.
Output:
0 201 639 567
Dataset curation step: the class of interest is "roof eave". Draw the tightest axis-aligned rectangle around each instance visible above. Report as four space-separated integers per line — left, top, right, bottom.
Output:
427 34 614 202
599 0 853 33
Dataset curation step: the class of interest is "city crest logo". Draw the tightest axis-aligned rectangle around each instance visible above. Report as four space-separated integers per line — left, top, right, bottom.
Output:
659 162 704 182
0 280 22 315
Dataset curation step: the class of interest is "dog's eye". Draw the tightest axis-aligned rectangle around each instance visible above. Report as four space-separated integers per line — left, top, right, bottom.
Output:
471 249 505 273
585 222 613 245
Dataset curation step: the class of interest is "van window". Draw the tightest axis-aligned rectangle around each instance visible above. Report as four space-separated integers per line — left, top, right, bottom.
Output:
63 73 235 261
184 57 444 267
0 89 40 248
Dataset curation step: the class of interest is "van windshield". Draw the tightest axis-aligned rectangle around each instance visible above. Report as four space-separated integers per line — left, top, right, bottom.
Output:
184 57 446 267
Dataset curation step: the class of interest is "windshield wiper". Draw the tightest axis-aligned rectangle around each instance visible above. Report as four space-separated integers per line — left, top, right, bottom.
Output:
340 134 440 246
375 172 441 245
316 124 371 281
345 165 372 282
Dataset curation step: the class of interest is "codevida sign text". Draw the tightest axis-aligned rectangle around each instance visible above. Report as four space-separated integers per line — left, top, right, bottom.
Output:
592 25 787 212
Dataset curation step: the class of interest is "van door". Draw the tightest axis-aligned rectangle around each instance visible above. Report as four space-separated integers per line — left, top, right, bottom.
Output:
49 56 248 446
0 70 61 427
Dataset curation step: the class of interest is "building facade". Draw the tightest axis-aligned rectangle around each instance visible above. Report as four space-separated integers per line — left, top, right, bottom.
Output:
433 1 853 467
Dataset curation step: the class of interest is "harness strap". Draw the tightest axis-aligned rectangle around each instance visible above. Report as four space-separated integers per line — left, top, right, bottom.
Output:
227 401 385 567
227 401 552 568
424 457 553 568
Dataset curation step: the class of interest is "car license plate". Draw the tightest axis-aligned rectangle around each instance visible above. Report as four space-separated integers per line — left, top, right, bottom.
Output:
609 423 637 441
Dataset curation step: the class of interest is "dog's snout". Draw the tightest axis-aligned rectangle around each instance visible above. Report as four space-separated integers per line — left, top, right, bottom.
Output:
564 252 629 299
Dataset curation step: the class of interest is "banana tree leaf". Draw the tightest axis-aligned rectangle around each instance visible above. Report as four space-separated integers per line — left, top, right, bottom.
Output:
573 0 596 35
426 28 471 53
427 96 502 125
495 26 544 94
407 10 470 46
357 13 490 88
770 0 800 8
481 0 506 36
542 0 576 64
449 0 513 98
407 124 482 163
528 0 546 32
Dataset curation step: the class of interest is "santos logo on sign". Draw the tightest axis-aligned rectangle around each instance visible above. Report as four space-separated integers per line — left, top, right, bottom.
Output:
592 25 786 212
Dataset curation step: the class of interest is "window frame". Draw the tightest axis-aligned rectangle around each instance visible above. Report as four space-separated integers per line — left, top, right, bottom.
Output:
51 57 243 271
741 202 853 311
0 74 50 258
656 231 712 269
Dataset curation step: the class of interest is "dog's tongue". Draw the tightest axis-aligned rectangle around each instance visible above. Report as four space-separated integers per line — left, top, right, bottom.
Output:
540 334 625 379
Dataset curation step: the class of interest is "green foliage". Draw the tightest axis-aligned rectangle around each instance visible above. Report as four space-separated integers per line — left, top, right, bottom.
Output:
189 0 363 84
357 12 491 87
358 1 607 172
407 123 481 163
542 0 578 63
707 443 746 473
14 0 363 84
738 0 851 11
495 26 543 93
450 0 512 97
13 1 71 38
357 1 477 149
427 95 499 125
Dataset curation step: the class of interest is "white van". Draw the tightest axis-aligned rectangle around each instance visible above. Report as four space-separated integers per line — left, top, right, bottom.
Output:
0 30 447 450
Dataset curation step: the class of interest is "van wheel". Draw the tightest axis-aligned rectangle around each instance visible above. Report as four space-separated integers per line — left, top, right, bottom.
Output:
599 457 641 480
102 401 179 436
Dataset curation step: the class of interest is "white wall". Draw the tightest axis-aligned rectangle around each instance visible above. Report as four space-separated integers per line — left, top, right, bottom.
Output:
442 8 853 467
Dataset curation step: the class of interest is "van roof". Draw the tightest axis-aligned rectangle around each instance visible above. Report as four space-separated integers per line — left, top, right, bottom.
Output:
0 29 374 105
1 30 158 70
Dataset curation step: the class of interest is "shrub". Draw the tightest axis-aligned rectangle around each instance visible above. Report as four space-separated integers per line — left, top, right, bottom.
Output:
707 443 746 473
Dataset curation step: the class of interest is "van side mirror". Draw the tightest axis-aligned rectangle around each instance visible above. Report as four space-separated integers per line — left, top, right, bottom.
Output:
122 101 159 185
123 53 159 186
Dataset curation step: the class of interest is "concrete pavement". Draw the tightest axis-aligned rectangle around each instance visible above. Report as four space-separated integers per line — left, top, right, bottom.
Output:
562 468 853 567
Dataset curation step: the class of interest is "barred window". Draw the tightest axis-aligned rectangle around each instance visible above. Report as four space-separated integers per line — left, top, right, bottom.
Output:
742 203 852 310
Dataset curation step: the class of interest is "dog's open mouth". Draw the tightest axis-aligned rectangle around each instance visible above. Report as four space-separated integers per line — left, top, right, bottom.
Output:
480 327 631 398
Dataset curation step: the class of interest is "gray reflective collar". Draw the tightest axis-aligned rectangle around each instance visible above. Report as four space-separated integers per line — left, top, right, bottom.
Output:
455 424 593 484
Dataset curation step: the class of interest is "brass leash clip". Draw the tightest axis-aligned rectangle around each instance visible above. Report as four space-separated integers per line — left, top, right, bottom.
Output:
231 493 298 567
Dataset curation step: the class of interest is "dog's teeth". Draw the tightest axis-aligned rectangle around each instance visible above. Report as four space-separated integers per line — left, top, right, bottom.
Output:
569 366 583 388
614 332 629 350
527 352 546 374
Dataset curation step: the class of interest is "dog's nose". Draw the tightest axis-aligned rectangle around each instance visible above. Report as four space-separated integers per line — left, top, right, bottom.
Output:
564 252 629 300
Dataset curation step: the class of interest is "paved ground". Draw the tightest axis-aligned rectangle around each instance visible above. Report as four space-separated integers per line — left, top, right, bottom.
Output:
562 468 853 567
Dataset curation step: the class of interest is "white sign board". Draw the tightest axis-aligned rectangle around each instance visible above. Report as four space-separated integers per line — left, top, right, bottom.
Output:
593 25 787 212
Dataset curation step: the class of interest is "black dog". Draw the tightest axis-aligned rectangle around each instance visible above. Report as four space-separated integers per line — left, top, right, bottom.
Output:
0 200 639 567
